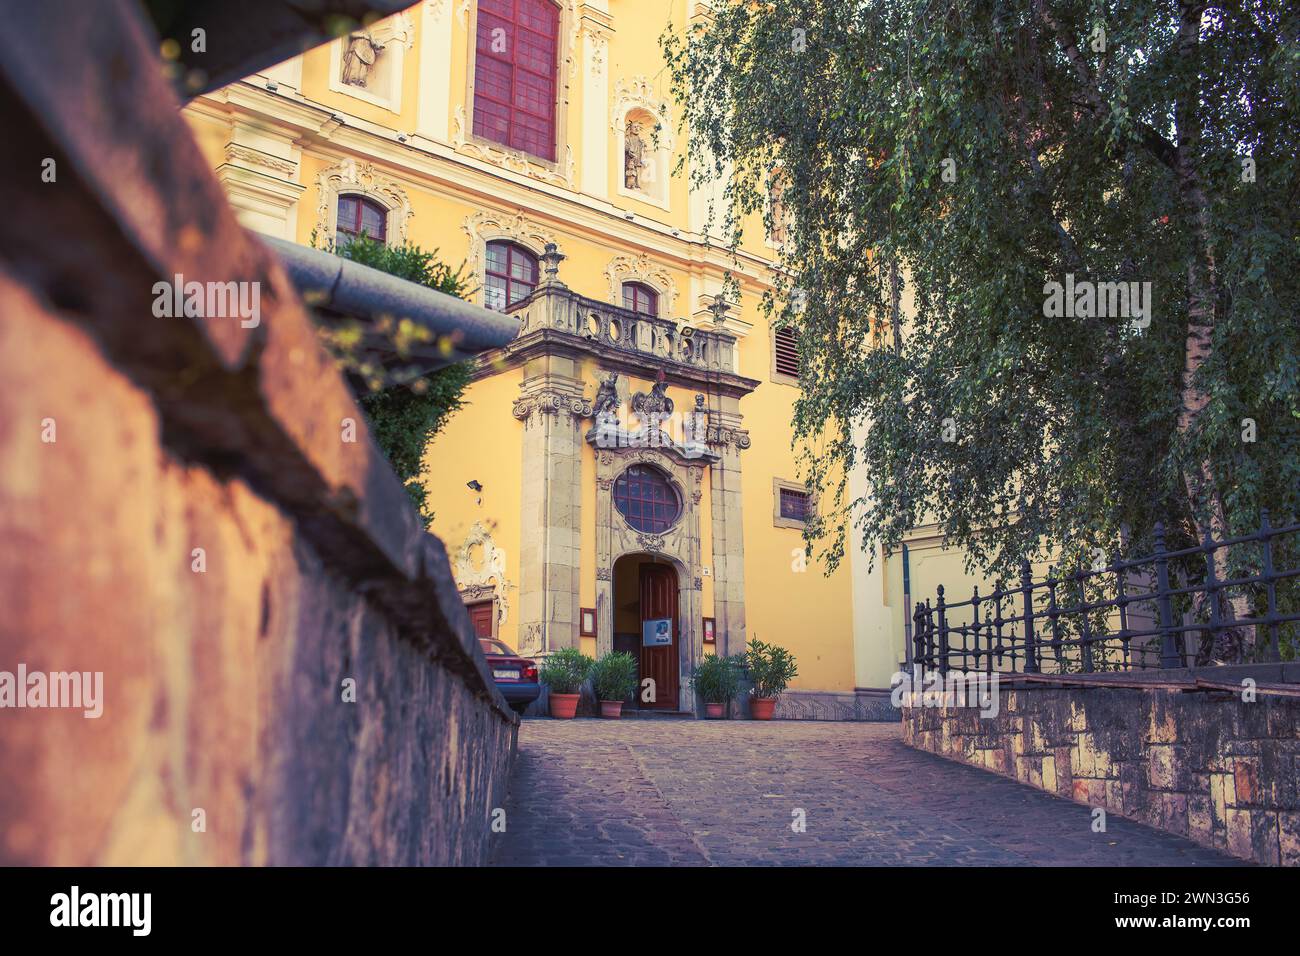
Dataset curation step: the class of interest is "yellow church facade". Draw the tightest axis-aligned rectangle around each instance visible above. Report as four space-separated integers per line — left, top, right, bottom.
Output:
181 0 973 714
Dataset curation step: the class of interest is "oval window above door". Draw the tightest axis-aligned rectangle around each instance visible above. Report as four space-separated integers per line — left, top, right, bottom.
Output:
612 465 682 534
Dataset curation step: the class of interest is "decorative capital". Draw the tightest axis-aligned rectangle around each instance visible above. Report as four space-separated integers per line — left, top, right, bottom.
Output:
514 388 592 422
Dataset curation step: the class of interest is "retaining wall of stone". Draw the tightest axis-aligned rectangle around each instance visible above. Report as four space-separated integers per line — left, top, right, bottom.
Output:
903 669 1300 866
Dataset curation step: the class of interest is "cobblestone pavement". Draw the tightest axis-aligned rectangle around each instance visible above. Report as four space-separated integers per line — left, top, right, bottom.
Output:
489 720 1245 866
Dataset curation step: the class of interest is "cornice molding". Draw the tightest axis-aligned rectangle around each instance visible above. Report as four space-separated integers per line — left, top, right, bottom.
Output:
484 327 761 401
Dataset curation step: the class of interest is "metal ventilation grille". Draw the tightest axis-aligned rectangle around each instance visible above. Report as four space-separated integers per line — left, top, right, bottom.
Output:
774 326 800 378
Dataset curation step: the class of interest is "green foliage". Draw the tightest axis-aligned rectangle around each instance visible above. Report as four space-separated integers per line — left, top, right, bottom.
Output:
538 647 594 695
354 367 471 524
744 639 798 699
690 652 744 704
591 651 640 701
325 232 473 298
311 231 476 526
664 1 1300 602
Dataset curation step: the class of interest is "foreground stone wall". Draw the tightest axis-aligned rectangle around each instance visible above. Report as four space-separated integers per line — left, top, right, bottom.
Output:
903 676 1300 866
0 271 516 866
0 0 522 866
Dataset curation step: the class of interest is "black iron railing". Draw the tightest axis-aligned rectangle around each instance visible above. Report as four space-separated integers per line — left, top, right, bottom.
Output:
911 513 1300 675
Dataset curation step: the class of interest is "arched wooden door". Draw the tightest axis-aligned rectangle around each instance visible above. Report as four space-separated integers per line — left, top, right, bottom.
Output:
638 563 679 709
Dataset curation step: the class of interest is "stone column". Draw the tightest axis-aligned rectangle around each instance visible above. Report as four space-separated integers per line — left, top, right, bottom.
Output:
709 395 748 659
514 356 588 656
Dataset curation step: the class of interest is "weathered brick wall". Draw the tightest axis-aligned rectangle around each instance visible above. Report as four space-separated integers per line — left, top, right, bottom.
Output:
0 265 517 866
904 681 1299 866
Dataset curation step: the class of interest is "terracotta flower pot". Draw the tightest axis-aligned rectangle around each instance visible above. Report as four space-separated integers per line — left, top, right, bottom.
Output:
704 702 725 719
750 697 776 720
550 692 580 719
599 700 623 719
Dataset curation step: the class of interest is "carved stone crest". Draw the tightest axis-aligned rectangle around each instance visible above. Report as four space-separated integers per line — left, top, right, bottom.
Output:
636 533 666 552
630 369 674 418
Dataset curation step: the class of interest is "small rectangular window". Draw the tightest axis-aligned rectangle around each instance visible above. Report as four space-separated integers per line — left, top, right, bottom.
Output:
779 488 811 523
773 479 812 529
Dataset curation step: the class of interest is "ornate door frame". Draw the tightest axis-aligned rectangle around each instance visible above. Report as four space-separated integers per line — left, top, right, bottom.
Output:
594 447 705 712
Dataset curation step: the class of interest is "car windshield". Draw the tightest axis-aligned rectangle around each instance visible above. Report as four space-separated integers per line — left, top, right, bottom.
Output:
479 638 518 657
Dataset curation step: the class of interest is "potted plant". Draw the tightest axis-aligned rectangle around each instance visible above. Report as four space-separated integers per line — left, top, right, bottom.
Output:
590 651 639 718
539 647 594 719
690 653 742 718
745 638 798 720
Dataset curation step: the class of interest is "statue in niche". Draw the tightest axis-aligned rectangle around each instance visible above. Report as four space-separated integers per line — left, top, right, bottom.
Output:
342 32 381 87
624 120 647 190
769 176 789 244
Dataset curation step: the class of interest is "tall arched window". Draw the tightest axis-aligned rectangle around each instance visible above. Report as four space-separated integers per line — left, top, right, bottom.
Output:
621 282 659 317
473 0 560 162
613 465 682 534
337 194 388 244
485 240 539 311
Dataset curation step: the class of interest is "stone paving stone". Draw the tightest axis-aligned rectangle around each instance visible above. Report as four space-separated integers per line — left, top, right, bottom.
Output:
488 721 1246 867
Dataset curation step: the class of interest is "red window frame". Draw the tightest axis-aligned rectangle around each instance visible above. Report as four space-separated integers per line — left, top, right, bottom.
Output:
336 194 388 244
484 240 539 311
472 0 560 162
774 325 800 378
613 465 681 534
621 282 659 316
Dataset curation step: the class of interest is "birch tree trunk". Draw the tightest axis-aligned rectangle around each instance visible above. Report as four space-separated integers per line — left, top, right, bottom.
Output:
1172 0 1253 658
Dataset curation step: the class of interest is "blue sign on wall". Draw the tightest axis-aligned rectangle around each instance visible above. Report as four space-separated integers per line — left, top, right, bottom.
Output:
642 619 672 646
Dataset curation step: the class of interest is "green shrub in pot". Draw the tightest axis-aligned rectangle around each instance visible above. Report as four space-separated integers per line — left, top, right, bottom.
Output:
591 651 639 702
538 647 594 695
744 639 798 699
744 639 797 719
690 653 742 705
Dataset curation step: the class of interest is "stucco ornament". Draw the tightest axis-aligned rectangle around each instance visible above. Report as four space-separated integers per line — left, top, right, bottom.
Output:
604 253 677 316
315 158 413 244
453 522 510 624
